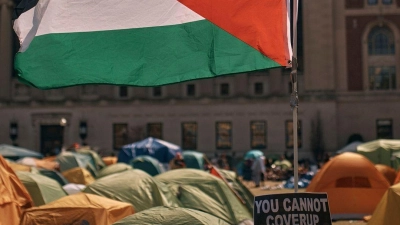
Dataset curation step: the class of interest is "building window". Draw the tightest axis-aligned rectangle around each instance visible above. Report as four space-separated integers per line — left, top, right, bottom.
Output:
365 25 397 91
220 83 230 96
368 26 395 55
119 86 128 98
182 122 197 150
147 123 163 139
153 87 162 97
345 0 364 9
367 0 378 5
382 0 392 5
216 122 232 149
285 120 302 148
254 82 264 95
113 123 128 150
369 66 396 90
376 119 393 139
186 84 196 97
250 121 267 149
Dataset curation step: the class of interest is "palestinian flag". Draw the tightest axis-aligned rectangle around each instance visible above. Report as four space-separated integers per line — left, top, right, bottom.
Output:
13 0 292 89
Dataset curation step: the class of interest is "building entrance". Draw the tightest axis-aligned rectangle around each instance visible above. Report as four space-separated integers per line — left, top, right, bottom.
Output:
40 125 64 156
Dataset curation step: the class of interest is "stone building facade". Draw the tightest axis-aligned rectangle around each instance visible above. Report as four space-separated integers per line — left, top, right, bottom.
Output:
0 0 399 160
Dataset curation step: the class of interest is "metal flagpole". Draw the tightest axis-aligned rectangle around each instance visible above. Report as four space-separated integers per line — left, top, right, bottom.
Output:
290 0 299 193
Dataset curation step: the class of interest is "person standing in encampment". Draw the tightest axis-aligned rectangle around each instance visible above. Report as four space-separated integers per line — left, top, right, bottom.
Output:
169 152 186 170
252 156 266 187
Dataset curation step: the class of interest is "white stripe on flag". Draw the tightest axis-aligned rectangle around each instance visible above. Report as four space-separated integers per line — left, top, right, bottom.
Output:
14 0 204 52
19 0 204 36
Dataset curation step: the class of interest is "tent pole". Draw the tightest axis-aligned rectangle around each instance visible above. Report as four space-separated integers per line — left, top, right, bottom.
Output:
290 0 299 193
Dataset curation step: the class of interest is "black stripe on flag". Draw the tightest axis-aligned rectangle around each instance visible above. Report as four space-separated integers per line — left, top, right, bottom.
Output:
13 0 38 20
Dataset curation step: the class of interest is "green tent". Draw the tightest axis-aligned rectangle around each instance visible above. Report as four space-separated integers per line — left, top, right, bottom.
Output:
56 152 98 177
391 152 400 170
16 171 67 206
76 148 106 171
0 144 43 160
182 151 204 169
155 169 252 225
357 139 400 168
131 155 164 176
83 169 181 212
273 159 292 169
218 169 254 214
97 163 132 179
38 169 69 186
113 206 230 225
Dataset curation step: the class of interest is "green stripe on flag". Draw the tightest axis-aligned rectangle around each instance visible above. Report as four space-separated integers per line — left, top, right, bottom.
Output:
15 20 281 89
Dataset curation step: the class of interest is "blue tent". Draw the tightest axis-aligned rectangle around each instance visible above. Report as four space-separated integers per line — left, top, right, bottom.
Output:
0 144 43 160
118 137 182 164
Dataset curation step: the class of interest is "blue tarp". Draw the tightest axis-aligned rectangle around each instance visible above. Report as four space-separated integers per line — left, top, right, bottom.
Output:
244 150 264 160
118 137 182 164
283 172 315 189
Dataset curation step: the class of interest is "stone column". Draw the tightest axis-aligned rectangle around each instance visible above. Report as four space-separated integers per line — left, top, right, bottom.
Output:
0 0 14 101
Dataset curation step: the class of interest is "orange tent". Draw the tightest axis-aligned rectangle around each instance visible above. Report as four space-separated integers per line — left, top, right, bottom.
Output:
7 161 32 172
375 164 397 185
62 167 95 185
42 155 57 162
102 156 117 166
17 157 59 170
306 152 390 220
0 155 33 225
20 193 135 225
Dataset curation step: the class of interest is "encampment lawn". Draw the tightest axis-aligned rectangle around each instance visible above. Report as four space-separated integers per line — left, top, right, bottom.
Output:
249 181 367 225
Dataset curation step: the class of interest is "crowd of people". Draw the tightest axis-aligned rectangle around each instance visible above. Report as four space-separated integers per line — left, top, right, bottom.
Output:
241 156 292 187
210 151 333 188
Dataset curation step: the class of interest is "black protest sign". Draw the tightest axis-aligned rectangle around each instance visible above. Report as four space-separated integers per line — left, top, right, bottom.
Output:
254 192 332 225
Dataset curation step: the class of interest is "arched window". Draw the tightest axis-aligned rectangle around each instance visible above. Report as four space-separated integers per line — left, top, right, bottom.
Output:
366 26 397 90
368 26 395 55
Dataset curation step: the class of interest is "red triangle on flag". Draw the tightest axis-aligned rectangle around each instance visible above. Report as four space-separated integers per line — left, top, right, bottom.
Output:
179 0 291 66
210 166 223 179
